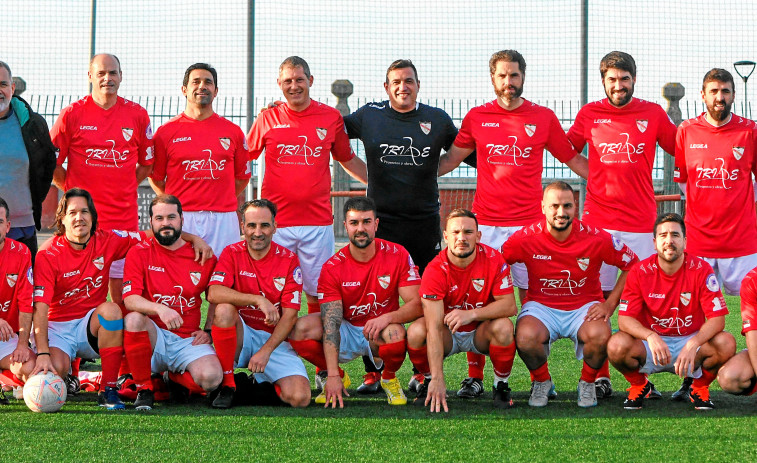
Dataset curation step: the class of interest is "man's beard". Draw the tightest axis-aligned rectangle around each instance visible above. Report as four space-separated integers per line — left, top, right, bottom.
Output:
155 226 181 246
349 231 373 249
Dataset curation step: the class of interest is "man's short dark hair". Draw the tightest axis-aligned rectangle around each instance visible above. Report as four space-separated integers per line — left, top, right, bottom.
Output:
489 50 526 76
0 196 9 220
446 208 478 227
543 180 575 196
386 59 418 83
54 188 97 236
654 213 686 237
279 56 311 79
240 199 277 219
183 63 218 87
0 61 12 79
702 68 735 92
149 194 183 218
343 196 376 217
600 51 636 79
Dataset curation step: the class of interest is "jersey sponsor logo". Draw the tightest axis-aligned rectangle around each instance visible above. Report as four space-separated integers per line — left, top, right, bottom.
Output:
146 124 154 140
540 270 587 295
276 135 323 165
598 133 644 164
173 137 192 143
153 285 196 314
342 281 361 287
422 294 438 300
122 282 132 293
524 124 536 137
62 275 103 302
733 146 745 160
420 121 431 135
577 257 590 271
189 272 201 286
408 256 420 280
500 275 512 289
594 119 611 124
6 273 18 288
378 275 391 289
471 278 485 292
33 285 45 298
449 284 459 293
612 236 624 251
533 254 551 260
210 273 225 283
706 273 720 292
481 122 500 127
618 299 628 311
273 277 285 291
239 270 256 279
636 119 648 133
0 300 10 312
695 158 739 189
26 267 33 284
63 270 81 278
92 256 104 271
293 266 303 285
113 230 127 237
348 292 390 318
85 140 130 168
379 137 430 166
712 296 725 311
80 126 98 130
182 149 227 180
449 293 484 311
689 144 707 149
316 127 327 140
648 293 665 299
680 292 691 306
651 308 692 335
272 124 290 129
486 136 532 166
148 266 165 273
122 127 134 142
219 137 231 150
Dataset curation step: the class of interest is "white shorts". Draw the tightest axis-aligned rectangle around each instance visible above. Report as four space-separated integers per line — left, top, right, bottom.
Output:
517 301 600 360
702 253 757 296
639 332 703 378
44 308 99 363
236 322 307 383
336 321 381 369
273 225 334 296
150 322 216 374
0 335 20 360
109 258 125 279
183 210 241 256
479 224 527 288
599 230 654 291
447 330 483 356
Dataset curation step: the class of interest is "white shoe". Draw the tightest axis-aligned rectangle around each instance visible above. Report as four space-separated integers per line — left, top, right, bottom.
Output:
577 379 598 408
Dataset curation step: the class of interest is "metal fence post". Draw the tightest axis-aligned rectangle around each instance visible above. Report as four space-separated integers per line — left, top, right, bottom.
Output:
332 80 353 240
661 82 685 214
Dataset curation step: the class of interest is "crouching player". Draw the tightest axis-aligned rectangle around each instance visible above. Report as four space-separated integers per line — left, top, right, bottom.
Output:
207 199 310 409
609 213 735 409
289 197 421 407
122 195 221 410
409 209 517 412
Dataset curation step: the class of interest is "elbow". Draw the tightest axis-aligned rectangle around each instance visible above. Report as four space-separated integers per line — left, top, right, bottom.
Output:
206 287 220 305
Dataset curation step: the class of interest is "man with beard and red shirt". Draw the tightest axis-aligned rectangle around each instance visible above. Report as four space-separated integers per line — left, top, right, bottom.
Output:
122 195 220 410
288 196 421 408
609 213 735 409
567 52 678 399
500 182 638 408
408 209 517 413
207 199 310 409
150 63 251 255
437 50 588 398
718 266 757 399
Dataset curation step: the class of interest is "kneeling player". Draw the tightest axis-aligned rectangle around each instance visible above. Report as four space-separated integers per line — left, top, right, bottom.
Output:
609 213 735 409
408 209 517 413
208 199 310 409
123 195 221 410
289 197 421 407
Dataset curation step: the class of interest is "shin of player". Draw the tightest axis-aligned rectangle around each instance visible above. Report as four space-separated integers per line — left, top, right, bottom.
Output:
718 266 757 398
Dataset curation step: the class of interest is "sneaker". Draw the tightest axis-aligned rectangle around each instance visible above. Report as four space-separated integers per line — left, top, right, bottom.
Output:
98 386 126 410
211 386 235 409
456 377 484 398
577 379 598 408
315 371 351 404
356 372 382 394
314 370 328 391
690 386 715 410
623 381 652 409
13 387 23 400
408 373 425 394
492 381 514 409
65 374 81 396
412 375 432 406
116 373 133 390
671 377 693 402
133 389 155 411
594 377 613 399
529 379 556 407
0 389 8 405
380 378 407 405
647 381 662 400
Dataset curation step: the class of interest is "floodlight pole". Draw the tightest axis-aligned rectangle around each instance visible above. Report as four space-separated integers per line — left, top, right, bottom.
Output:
734 60 756 119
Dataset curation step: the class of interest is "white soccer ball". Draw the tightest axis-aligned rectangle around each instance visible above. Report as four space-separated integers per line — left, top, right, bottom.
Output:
23 372 67 413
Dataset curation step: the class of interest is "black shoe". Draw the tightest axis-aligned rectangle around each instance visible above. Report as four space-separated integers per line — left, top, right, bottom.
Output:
672 377 693 402
690 387 715 410
647 381 662 400
0 389 9 405
623 381 652 410
492 381 514 409
356 372 382 394
211 386 235 409
116 373 133 390
65 374 81 396
98 386 126 410
456 377 484 398
164 372 189 404
594 377 613 399
413 376 431 406
134 389 155 411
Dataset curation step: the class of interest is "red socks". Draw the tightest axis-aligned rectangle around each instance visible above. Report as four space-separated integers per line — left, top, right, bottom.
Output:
212 326 238 388
99 346 125 389
306 301 320 314
580 361 601 383
467 352 485 380
692 369 716 388
289 339 328 370
0 369 24 387
378 340 406 380
622 370 648 387
529 362 551 382
597 359 611 379
489 342 516 380
168 371 206 395
123 331 153 390
407 345 430 376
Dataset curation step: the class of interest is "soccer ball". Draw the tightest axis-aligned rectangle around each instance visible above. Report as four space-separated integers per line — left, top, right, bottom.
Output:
23 372 67 413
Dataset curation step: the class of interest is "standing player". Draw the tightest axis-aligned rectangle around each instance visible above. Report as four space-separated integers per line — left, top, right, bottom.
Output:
208 199 310 409
150 63 250 255
407 209 517 413
437 50 588 398
122 195 220 411
500 182 638 408
718 266 757 398
51 54 154 305
288 197 421 407
609 213 735 409
0 197 36 402
566 52 677 398
247 56 367 318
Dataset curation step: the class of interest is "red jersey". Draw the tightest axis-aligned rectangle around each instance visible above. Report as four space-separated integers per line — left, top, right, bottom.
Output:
500 220 638 310
318 239 420 327
50 96 154 231
567 98 677 232
151 113 250 212
246 101 354 227
674 114 757 257
34 230 145 322
739 267 757 335
122 239 216 338
0 239 33 332
619 253 727 337
208 241 302 334
454 100 577 226
420 243 514 333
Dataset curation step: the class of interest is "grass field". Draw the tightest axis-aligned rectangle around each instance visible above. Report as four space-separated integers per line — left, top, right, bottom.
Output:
2 296 756 462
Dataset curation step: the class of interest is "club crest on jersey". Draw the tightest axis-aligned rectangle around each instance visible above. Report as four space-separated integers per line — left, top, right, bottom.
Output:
733 146 745 160
577 257 590 271
420 121 431 135
378 275 391 289
636 119 648 133
472 278 484 292
6 273 18 288
190 272 201 286
273 277 285 291
219 137 231 150
680 292 691 306
122 127 134 141
524 124 536 137
92 256 104 270
316 128 327 140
